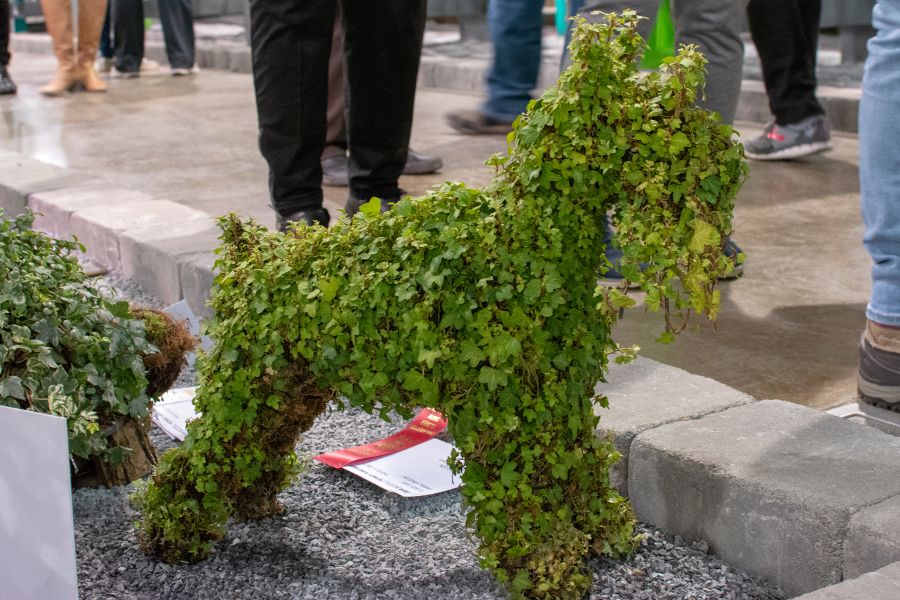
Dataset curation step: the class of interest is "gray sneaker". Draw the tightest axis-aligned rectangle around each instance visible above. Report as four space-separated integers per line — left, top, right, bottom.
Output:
858 322 900 412
744 115 833 161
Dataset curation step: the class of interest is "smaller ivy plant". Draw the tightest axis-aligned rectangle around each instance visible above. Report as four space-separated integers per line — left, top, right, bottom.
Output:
0 210 156 465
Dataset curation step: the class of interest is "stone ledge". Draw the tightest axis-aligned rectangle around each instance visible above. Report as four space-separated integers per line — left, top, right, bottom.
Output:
0 152 102 217
794 561 900 600
626 399 900 596
596 357 754 493
844 494 900 579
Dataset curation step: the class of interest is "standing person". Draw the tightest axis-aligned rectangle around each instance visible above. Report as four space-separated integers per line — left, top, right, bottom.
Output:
445 0 545 135
249 0 427 230
857 0 900 410
0 0 16 94
39 0 108 95
320 2 442 187
110 0 196 77
744 0 832 160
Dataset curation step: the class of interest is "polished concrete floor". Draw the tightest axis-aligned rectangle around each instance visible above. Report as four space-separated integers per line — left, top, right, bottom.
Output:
1 53 870 410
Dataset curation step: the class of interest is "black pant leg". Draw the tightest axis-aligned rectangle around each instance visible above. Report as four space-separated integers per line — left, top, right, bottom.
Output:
747 0 824 125
159 0 195 69
249 0 335 215
112 0 144 73
0 0 10 66
342 0 426 201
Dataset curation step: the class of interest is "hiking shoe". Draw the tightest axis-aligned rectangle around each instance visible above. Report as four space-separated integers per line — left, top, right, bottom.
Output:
744 115 832 161
0 65 16 95
446 109 514 135
276 207 330 232
322 149 442 187
858 321 900 411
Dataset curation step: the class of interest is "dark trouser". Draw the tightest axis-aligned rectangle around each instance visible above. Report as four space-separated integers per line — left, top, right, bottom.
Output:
249 0 425 216
747 0 824 125
0 0 10 66
112 0 195 72
159 0 195 69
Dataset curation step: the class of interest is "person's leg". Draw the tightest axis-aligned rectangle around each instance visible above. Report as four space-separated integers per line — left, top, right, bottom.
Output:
669 0 745 125
342 0 426 208
249 0 334 223
747 0 823 125
744 0 831 160
859 0 900 407
112 0 144 74
483 0 545 122
158 0 196 71
99 3 113 60
77 0 109 91
446 0 544 134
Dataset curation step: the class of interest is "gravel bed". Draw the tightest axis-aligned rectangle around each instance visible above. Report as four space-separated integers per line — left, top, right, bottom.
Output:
75 275 784 600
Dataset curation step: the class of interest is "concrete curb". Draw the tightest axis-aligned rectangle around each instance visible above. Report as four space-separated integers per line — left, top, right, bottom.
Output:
597 368 900 597
12 33 863 133
794 561 900 600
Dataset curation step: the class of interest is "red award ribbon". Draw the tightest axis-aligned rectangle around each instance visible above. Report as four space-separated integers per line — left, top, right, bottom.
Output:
313 408 448 469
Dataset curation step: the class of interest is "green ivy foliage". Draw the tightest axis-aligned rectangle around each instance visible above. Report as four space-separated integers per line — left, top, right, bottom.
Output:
0 210 155 463
134 13 744 599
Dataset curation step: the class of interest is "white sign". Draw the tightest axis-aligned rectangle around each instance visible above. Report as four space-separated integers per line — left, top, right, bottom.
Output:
0 406 78 600
344 438 461 497
152 387 199 441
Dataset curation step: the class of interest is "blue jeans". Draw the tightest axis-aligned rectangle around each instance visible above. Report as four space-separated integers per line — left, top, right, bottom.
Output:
860 0 900 326
483 0 544 122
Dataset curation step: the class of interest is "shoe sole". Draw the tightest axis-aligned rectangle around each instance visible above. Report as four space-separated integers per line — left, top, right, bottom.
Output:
402 158 443 175
745 140 833 161
858 377 900 410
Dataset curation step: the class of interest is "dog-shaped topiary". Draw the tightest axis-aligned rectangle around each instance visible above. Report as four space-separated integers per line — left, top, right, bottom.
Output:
134 13 745 599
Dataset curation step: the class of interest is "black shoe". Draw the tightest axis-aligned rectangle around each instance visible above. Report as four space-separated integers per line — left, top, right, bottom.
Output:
344 194 400 218
322 149 442 187
276 207 330 232
0 66 17 95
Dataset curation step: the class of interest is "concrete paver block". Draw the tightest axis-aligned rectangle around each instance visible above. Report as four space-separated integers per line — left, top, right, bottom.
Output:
627 400 900 596
119 221 219 306
595 357 754 493
0 153 101 216
794 561 900 600
69 200 209 272
29 185 154 239
844 495 900 579
180 252 217 320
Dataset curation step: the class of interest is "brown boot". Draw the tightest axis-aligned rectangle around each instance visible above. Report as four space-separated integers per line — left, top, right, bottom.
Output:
39 0 78 95
76 0 108 92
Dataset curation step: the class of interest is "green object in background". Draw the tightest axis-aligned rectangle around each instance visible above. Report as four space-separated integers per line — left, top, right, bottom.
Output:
639 0 675 69
556 0 568 35
145 17 153 31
